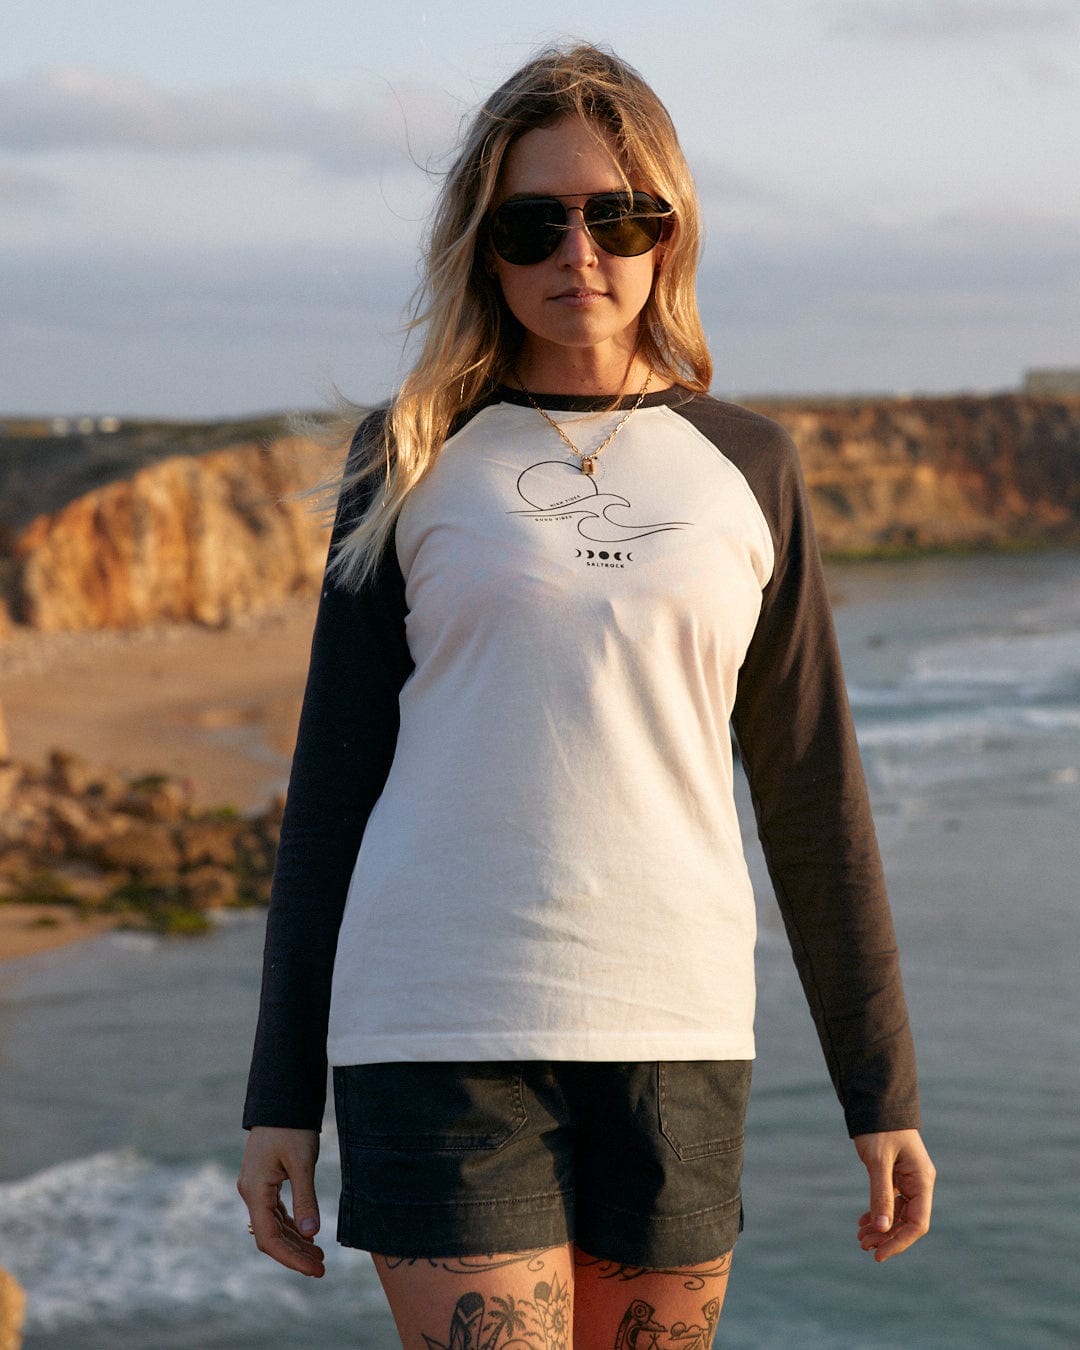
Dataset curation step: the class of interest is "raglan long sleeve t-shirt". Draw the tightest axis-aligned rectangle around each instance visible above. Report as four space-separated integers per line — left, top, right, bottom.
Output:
243 386 920 1139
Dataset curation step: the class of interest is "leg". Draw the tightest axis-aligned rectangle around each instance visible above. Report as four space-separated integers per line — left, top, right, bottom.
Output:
572 1248 732 1350
373 1244 575 1349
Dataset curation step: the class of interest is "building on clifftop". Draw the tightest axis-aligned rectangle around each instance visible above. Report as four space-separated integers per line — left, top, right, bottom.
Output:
1024 368 1080 394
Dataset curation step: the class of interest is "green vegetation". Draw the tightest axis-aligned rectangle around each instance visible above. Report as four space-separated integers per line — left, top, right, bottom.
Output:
106 877 214 936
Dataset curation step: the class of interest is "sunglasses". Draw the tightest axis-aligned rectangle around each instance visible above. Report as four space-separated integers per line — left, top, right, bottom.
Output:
488 191 672 266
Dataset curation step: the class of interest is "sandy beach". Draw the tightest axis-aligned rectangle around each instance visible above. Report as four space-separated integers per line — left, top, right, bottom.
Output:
0 597 317 962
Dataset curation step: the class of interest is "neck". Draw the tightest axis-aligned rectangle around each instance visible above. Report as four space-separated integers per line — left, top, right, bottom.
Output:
511 345 660 398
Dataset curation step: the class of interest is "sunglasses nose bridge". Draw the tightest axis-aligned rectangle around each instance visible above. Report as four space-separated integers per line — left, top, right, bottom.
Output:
554 204 598 258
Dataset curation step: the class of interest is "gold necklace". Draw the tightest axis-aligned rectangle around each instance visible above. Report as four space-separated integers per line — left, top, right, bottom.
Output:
513 369 653 475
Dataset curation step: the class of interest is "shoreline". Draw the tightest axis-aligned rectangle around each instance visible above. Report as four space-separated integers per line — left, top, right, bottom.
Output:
0 598 316 963
0 903 122 964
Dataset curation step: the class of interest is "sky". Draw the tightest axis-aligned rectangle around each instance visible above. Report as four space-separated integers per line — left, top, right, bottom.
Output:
1 0 1078 417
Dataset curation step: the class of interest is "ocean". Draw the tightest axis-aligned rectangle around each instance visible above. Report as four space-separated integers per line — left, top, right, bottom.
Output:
2 552 1078 1349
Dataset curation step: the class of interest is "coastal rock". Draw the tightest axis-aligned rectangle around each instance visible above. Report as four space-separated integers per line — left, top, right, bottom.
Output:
181 863 241 910
178 818 243 869
119 779 191 822
93 821 184 876
47 749 127 804
0 753 280 932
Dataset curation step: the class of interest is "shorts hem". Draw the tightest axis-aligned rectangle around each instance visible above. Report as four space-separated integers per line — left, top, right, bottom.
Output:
575 1192 744 1267
337 1189 575 1258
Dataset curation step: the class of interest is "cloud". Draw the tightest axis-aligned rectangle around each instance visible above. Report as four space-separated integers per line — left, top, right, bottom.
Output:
831 0 1078 42
0 165 69 210
0 240 416 415
0 67 457 175
711 210 1080 317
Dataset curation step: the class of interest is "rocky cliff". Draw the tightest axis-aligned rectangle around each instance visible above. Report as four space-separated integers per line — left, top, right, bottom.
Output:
752 393 1080 555
1 429 341 633
2 394 1079 636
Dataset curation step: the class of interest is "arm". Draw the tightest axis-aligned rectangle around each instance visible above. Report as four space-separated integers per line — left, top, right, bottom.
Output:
242 415 414 1131
730 422 921 1138
727 423 933 1255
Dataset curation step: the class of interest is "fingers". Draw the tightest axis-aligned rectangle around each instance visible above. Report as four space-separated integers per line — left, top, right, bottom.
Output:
250 1197 326 1278
856 1189 930 1262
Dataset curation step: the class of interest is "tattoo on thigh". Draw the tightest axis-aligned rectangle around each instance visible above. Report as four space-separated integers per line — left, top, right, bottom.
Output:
419 1272 571 1350
612 1296 721 1349
382 1248 559 1278
574 1252 733 1292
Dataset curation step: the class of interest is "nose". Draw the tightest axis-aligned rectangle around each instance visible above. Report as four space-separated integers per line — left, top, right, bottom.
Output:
554 207 597 265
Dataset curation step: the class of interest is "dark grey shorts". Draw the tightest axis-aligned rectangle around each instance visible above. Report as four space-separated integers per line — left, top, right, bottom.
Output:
333 1060 750 1266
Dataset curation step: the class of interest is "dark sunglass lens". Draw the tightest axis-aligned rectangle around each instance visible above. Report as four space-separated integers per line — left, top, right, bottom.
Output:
489 193 669 264
489 199 565 265
584 193 665 257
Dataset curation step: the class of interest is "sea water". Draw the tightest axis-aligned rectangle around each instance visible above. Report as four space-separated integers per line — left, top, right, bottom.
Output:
1 553 1078 1349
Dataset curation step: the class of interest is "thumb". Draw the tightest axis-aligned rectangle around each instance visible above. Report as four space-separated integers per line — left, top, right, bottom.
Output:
288 1169 321 1238
867 1155 895 1232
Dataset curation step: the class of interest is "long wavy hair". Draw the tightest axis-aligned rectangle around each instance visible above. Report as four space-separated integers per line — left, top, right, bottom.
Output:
330 42 712 587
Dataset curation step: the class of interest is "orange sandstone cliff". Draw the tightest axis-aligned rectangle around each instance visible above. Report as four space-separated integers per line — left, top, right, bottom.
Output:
1 429 339 633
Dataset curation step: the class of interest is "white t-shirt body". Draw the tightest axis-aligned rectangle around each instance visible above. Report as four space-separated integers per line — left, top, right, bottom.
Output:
328 397 774 1064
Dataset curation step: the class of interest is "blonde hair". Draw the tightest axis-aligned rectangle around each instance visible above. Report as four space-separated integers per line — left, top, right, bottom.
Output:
332 42 712 587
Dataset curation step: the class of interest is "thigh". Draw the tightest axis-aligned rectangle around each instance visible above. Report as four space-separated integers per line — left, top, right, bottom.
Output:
373 1244 575 1349
573 1247 732 1350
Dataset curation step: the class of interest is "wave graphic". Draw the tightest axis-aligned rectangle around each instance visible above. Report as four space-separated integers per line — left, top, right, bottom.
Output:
510 460 689 543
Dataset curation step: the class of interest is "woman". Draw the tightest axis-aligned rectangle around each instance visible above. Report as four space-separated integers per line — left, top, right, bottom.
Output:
238 43 935 1346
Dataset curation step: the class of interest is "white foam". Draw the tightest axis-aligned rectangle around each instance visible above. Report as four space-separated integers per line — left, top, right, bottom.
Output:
0 1139 372 1335
909 630 1080 694
855 702 1080 751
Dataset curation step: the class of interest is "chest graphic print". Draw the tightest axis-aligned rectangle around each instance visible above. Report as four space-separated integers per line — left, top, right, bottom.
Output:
509 459 690 543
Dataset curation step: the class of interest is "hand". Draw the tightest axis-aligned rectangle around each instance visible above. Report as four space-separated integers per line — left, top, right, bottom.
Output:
237 1126 326 1277
852 1128 935 1263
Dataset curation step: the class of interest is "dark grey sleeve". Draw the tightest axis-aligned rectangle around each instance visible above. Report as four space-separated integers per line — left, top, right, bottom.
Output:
242 419 413 1130
682 398 920 1136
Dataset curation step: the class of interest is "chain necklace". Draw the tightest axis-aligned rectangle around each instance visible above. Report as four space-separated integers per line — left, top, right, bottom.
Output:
512 368 653 475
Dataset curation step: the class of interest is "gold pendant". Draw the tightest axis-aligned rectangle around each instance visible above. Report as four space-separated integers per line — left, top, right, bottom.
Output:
581 456 596 476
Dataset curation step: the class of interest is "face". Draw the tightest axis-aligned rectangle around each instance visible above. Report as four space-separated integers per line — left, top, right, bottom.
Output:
489 116 663 386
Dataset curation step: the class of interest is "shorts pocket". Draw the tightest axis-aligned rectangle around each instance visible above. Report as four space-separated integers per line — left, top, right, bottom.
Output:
658 1061 752 1161
334 1062 527 1152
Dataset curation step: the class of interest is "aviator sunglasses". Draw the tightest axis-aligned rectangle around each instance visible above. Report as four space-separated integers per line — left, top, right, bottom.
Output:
488 191 672 266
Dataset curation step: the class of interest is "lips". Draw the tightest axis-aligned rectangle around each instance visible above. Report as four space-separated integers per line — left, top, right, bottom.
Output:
550 287 606 303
